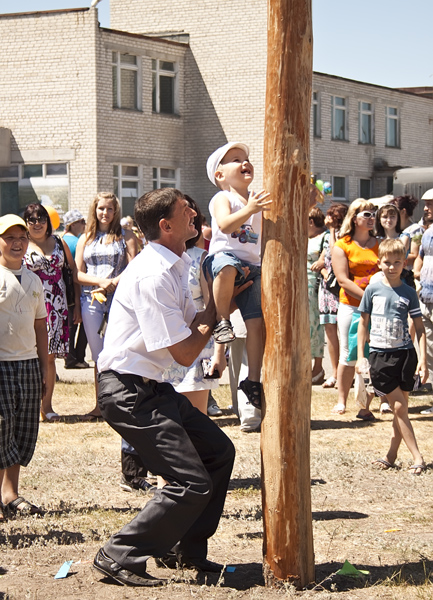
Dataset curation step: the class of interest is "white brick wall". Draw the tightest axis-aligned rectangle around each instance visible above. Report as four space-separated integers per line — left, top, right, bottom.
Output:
111 0 433 209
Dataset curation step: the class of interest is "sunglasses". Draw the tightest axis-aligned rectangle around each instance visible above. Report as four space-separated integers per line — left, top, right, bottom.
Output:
357 211 376 219
27 216 48 225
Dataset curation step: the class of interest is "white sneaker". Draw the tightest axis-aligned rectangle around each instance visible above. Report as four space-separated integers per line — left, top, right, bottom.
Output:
420 406 433 414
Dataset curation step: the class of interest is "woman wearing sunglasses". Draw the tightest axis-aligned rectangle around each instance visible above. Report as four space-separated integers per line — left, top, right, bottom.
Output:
331 199 380 417
23 203 80 422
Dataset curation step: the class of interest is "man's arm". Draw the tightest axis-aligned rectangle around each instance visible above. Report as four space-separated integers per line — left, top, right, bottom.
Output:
168 296 216 367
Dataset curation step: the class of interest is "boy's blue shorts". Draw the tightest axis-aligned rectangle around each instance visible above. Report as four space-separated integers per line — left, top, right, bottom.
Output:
202 251 262 321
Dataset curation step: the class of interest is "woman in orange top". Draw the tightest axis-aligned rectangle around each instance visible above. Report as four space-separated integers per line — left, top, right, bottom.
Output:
332 199 379 416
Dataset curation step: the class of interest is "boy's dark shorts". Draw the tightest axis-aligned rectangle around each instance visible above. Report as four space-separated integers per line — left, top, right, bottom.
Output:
369 348 418 396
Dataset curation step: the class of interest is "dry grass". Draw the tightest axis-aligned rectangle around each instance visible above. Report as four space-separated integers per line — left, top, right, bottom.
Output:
1 380 433 599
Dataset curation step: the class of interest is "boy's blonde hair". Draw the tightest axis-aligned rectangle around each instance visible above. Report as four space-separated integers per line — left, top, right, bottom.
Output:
378 238 406 260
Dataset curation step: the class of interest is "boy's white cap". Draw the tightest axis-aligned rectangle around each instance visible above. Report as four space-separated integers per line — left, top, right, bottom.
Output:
0 214 28 235
206 142 249 186
421 188 433 201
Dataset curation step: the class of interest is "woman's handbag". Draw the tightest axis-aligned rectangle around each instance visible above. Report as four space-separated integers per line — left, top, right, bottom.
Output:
324 269 340 298
57 236 75 306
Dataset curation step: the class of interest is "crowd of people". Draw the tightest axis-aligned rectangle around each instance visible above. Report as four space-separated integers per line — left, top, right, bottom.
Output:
1 138 433 585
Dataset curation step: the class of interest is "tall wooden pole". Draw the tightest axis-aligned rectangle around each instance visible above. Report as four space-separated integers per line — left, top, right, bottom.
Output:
261 0 314 588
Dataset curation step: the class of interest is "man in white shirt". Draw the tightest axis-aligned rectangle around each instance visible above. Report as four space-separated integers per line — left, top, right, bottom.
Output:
93 188 235 587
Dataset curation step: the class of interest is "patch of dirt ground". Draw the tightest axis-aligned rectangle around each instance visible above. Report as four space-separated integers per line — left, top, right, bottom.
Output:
2 381 433 600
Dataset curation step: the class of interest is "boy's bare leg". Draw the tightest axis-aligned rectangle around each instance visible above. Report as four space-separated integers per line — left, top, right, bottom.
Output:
245 317 263 381
386 388 424 472
213 265 237 321
182 390 208 415
0 463 20 505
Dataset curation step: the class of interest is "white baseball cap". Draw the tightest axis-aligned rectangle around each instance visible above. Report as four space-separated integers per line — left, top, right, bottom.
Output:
206 142 250 186
421 188 433 201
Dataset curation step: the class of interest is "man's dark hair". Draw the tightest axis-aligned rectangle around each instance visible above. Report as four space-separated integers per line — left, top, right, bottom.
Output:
135 188 184 241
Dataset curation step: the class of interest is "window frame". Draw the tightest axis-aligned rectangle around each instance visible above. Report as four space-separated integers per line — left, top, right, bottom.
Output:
331 95 348 141
312 91 321 138
359 178 372 199
152 167 179 189
112 51 141 111
332 175 347 200
358 101 374 145
385 105 400 148
152 59 179 115
113 164 141 217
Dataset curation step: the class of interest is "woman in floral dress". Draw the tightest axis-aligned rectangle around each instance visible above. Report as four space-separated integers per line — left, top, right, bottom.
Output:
23 203 80 421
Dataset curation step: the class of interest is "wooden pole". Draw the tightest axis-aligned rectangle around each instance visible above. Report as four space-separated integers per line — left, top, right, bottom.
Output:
261 0 314 588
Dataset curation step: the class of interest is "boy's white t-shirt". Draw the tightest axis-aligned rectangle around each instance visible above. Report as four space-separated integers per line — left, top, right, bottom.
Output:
208 191 262 266
0 265 47 361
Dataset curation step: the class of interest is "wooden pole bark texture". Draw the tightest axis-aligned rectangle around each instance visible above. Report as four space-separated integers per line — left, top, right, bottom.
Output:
261 0 314 588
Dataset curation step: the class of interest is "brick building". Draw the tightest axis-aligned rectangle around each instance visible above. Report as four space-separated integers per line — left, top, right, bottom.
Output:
0 4 432 220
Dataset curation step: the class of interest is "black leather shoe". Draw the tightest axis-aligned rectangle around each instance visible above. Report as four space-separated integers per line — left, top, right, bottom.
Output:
155 553 224 572
94 548 165 587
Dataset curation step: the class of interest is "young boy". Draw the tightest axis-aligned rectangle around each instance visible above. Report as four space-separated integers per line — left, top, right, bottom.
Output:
356 238 428 474
0 215 48 519
204 142 272 408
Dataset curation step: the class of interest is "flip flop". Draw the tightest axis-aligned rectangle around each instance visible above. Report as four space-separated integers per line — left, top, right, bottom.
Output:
408 463 426 475
380 402 393 414
332 403 346 415
372 458 395 470
312 368 325 385
356 411 375 421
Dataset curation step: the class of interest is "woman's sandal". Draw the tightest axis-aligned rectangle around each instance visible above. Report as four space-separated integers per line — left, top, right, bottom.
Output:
213 319 236 344
372 458 395 470
408 463 427 475
238 378 262 409
4 497 44 518
322 377 337 389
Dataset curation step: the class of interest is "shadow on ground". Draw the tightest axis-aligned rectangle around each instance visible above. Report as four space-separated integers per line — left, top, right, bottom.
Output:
313 559 433 592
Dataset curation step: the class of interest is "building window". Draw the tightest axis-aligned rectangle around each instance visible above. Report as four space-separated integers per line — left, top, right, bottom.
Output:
360 179 371 199
332 176 346 199
113 165 140 218
331 96 347 140
112 52 140 110
0 163 69 217
313 91 321 137
358 101 374 144
152 59 178 115
152 167 178 189
385 106 400 147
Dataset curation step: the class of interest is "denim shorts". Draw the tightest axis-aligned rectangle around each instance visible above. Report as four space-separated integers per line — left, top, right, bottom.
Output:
203 251 262 321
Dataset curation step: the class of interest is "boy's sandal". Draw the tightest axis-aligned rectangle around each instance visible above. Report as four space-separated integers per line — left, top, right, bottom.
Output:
4 497 44 518
238 378 262 409
372 458 395 470
408 463 426 475
213 319 236 344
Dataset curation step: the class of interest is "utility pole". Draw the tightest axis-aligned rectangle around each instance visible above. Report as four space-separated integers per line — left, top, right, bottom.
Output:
261 0 315 589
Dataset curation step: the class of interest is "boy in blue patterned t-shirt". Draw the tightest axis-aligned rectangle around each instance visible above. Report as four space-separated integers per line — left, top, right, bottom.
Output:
356 239 428 474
